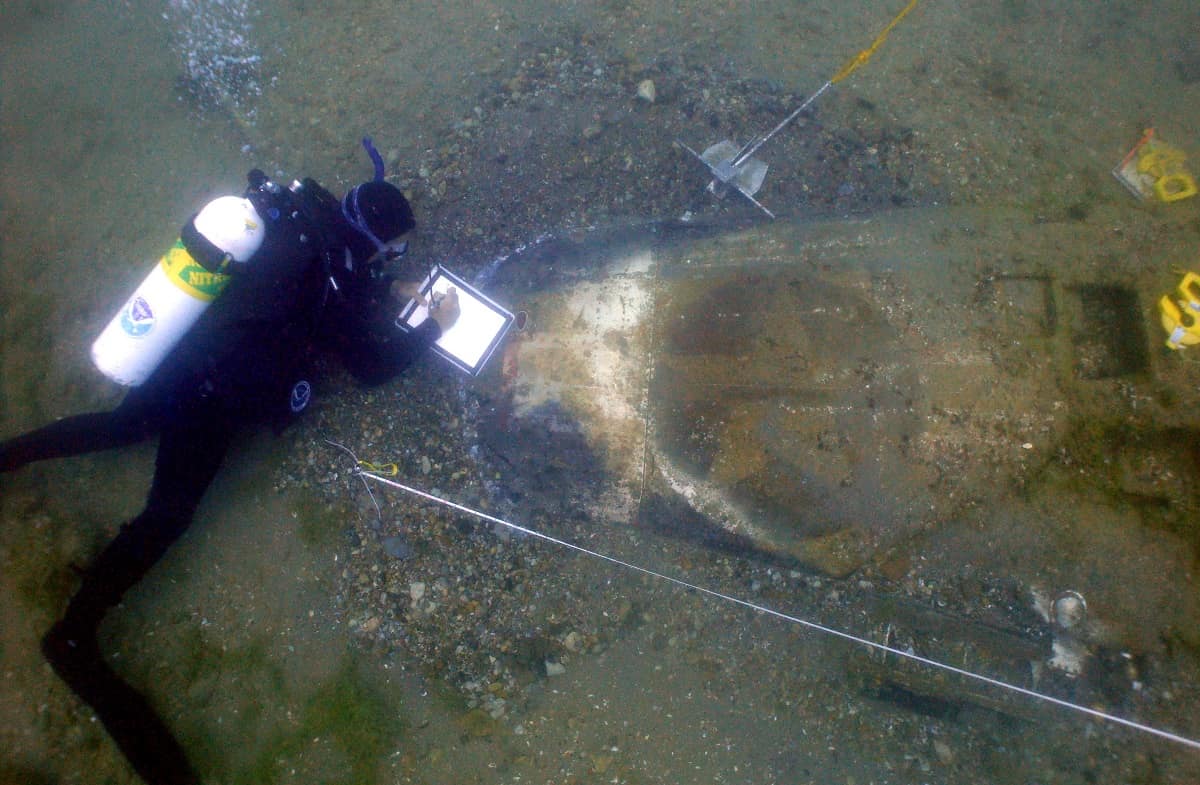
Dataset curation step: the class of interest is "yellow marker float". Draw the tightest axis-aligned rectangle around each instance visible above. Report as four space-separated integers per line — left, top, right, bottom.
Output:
1114 128 1197 204
1159 270 1200 350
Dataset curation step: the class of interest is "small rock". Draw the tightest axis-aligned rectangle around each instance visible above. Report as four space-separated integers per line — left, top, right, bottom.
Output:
1049 637 1087 676
410 582 427 603
362 616 381 634
544 660 566 677
381 535 411 560
637 79 656 103
933 739 954 765
186 673 218 704
1053 591 1086 629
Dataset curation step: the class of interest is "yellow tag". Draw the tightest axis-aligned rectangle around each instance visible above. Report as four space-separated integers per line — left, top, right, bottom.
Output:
358 461 399 476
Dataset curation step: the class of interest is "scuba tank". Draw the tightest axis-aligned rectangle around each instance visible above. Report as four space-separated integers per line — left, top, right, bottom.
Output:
91 138 405 389
91 195 265 386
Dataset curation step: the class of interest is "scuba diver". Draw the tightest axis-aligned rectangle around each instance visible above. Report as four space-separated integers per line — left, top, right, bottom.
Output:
0 139 459 785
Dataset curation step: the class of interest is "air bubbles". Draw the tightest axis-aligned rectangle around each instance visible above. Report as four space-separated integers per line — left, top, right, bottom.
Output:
167 0 263 123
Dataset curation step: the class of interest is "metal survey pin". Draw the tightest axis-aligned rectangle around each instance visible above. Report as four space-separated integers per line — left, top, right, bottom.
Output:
680 0 921 219
680 79 834 220
679 139 774 218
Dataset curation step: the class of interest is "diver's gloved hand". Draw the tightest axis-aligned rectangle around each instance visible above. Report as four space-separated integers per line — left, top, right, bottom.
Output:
430 287 460 334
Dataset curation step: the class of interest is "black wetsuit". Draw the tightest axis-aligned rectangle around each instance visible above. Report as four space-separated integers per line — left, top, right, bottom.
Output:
0 175 440 785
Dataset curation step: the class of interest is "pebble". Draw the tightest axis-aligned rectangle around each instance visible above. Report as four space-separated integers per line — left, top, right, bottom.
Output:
545 660 566 677
637 79 656 103
410 582 427 603
1053 591 1086 629
381 535 411 560
933 739 954 765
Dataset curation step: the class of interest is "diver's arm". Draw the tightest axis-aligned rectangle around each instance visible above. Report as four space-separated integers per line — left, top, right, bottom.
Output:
337 289 459 386
341 319 441 386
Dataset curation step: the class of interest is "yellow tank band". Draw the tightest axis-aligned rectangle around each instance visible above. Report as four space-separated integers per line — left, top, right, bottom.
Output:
160 239 232 302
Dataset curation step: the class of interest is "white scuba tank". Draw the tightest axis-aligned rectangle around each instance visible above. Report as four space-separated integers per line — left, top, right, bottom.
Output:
91 196 265 386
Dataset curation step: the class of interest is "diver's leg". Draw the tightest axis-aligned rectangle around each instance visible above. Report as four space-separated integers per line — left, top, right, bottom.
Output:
0 390 161 472
39 629 200 785
42 412 233 785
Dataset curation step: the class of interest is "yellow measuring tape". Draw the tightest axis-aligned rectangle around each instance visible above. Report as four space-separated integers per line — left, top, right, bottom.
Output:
357 460 399 476
832 0 921 84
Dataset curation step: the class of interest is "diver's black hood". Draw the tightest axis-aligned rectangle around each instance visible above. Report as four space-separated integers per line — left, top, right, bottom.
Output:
339 180 414 264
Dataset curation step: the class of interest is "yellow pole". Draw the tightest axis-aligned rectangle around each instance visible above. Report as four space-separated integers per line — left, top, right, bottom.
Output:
730 0 921 169
832 0 921 84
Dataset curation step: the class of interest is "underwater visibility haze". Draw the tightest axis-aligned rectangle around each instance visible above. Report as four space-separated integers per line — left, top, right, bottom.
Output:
3 0 1200 783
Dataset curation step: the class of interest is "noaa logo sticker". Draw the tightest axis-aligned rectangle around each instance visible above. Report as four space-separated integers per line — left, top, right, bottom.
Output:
120 296 156 338
289 380 313 413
